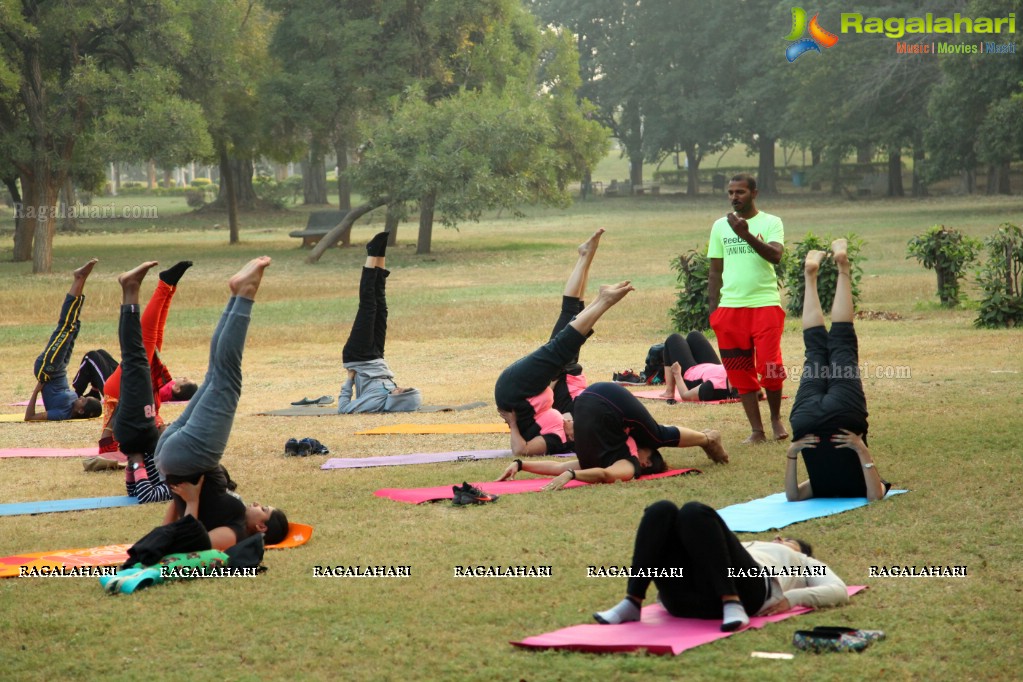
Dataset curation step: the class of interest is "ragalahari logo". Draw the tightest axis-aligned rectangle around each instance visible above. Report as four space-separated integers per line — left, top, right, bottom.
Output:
785 7 839 62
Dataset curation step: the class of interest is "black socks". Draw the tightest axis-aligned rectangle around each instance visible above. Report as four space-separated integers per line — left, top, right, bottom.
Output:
159 261 193 287
366 232 389 257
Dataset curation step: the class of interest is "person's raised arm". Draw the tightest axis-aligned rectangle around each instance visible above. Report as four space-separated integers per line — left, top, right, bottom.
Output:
727 214 784 264
833 429 886 501
23 382 48 421
785 436 817 501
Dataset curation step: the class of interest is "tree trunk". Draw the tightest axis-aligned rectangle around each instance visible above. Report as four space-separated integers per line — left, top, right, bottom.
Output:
757 136 777 194
622 97 643 190
998 160 1011 194
580 169 592 200
887 150 904 197
811 147 822 191
307 197 388 263
301 144 329 205
212 156 258 210
163 168 174 189
335 141 352 211
984 163 999 195
60 176 78 232
685 146 701 196
912 147 928 197
147 160 157 190
113 164 121 193
7 176 31 262
219 143 240 245
31 167 60 274
962 169 975 194
385 205 400 245
417 190 436 255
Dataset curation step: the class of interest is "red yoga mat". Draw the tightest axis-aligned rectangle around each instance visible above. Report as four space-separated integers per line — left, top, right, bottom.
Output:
512 585 866 655
374 468 701 504
0 447 108 459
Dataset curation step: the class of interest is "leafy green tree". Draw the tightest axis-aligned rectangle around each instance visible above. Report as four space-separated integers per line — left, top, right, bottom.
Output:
0 1 210 271
975 223 1023 328
907 226 981 307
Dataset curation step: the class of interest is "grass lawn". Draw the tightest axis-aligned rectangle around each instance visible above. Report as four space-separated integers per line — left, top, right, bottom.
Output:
0 193 1021 681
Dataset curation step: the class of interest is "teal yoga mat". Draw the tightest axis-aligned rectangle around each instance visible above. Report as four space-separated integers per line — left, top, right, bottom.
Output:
718 490 908 532
0 496 139 517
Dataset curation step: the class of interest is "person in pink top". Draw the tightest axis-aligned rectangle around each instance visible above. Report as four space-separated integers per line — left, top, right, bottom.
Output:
659 331 739 402
494 229 614 456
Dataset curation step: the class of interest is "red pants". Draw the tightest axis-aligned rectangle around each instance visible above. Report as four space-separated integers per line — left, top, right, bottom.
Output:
709 306 786 394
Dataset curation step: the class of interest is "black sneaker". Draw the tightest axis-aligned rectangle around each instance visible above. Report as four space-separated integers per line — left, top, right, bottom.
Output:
613 369 644 384
284 438 300 456
299 437 329 455
452 482 499 506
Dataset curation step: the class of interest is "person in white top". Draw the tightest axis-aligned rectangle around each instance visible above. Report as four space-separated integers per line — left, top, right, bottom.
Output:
594 500 848 631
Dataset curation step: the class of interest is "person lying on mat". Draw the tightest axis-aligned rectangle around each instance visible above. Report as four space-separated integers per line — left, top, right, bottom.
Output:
659 331 739 402
495 229 617 457
498 382 729 490
784 240 890 502
25 259 104 422
71 349 118 400
337 232 422 414
106 262 201 503
593 500 848 631
147 258 289 549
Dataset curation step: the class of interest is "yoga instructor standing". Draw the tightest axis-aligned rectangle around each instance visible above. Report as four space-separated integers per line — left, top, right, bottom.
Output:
707 173 787 444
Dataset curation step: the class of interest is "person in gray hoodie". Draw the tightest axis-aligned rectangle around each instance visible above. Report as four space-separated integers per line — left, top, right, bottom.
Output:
337 233 422 413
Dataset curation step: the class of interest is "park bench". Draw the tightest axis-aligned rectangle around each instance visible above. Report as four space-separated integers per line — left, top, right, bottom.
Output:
289 209 349 247
633 182 661 195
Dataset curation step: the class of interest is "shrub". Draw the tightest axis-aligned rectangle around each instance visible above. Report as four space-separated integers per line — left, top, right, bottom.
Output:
907 225 980 307
253 176 293 209
670 247 711 333
191 178 212 187
781 233 864 317
185 189 206 208
975 223 1023 328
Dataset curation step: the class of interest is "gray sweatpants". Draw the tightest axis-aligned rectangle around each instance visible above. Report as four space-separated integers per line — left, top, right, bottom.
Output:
155 296 252 478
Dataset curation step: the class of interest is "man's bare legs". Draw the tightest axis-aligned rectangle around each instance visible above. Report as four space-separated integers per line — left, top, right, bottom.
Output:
568 281 634 336
70 259 99 297
564 228 604 299
118 262 160 307
228 256 272 300
831 239 853 322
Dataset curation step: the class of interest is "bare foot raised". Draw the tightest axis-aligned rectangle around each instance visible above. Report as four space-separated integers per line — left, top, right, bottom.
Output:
596 280 634 306
831 238 849 268
118 262 159 290
701 429 729 464
742 430 768 445
578 228 606 258
229 256 272 299
74 259 99 281
804 250 826 276
772 418 790 441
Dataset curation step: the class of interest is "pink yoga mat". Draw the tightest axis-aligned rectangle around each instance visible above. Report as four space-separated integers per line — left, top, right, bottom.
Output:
0 447 123 460
322 450 574 470
513 586 866 655
374 468 701 504
9 399 187 407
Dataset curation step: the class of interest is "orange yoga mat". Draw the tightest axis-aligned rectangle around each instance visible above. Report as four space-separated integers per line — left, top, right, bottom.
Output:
356 423 509 435
0 522 313 578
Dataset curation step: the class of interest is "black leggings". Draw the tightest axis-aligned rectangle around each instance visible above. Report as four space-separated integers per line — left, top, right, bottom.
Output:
113 305 161 456
72 349 117 399
494 324 588 440
550 296 585 413
342 267 388 363
663 332 732 401
626 500 767 619
573 382 681 470
789 323 868 439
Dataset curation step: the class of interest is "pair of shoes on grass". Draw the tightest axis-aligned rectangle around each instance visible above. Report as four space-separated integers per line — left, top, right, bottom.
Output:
284 438 329 456
291 395 334 406
451 482 498 506
792 626 886 653
612 369 644 384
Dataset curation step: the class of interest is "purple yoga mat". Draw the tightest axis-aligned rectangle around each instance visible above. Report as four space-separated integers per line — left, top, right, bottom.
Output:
513 586 866 655
321 450 575 470
0 447 101 459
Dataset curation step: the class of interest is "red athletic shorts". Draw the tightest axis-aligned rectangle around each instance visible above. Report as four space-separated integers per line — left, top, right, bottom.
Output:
709 306 786 394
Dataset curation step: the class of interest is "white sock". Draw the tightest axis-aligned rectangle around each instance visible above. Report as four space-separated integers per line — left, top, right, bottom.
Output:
721 600 749 632
594 598 641 625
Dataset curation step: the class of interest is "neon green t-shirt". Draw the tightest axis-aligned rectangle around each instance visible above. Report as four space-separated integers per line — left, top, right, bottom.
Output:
707 211 784 308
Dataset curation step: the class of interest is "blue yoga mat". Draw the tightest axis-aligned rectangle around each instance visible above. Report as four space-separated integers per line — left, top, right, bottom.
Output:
718 490 908 532
0 496 140 517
